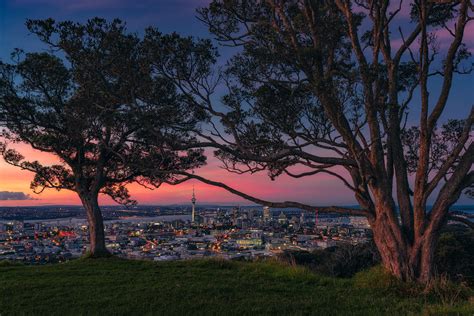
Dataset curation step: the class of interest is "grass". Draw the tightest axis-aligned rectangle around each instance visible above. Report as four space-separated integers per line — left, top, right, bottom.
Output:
0 258 472 315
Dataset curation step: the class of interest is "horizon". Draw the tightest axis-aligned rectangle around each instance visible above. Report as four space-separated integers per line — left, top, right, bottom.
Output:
1 203 473 208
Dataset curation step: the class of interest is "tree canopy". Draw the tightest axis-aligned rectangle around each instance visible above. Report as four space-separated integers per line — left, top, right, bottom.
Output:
145 0 473 282
0 18 206 255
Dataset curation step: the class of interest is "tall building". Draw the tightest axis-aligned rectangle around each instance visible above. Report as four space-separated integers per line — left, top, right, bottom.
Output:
247 209 255 221
263 206 271 222
300 211 306 224
232 207 239 226
191 185 196 223
278 211 288 224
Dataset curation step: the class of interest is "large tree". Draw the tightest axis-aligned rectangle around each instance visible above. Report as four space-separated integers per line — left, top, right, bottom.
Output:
145 0 473 282
0 18 205 257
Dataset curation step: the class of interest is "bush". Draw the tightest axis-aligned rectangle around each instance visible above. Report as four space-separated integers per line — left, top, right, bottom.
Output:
277 241 381 278
435 227 474 285
320 242 381 277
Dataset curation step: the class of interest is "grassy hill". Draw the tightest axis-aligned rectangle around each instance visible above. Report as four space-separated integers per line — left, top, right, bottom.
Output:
0 258 472 315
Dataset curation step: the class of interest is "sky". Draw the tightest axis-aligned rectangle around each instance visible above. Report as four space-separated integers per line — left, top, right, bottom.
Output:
0 0 472 207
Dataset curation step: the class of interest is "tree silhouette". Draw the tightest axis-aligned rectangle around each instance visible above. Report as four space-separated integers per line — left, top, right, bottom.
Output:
146 0 473 282
0 18 205 257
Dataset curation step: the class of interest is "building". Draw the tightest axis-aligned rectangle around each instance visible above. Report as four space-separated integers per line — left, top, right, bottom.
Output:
191 185 196 223
263 206 271 222
278 211 288 224
300 211 306 224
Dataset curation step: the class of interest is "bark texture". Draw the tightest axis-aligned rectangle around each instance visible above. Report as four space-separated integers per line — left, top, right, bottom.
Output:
80 193 110 258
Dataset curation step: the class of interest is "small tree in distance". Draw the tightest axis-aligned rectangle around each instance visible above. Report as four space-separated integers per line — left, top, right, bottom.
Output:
0 18 205 257
145 0 473 283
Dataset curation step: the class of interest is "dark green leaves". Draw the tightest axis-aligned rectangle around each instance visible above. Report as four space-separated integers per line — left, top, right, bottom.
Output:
0 18 206 203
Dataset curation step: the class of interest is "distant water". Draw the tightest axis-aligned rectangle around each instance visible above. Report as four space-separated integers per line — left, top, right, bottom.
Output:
1 206 472 224
0 214 191 225
449 205 474 213
106 215 190 223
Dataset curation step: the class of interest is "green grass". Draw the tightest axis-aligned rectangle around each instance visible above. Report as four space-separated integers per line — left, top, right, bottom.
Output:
0 258 472 315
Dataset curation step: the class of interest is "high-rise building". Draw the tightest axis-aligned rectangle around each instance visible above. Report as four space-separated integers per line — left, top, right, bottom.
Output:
300 211 306 224
232 207 239 226
263 206 271 222
278 211 288 224
191 185 196 223
247 209 255 221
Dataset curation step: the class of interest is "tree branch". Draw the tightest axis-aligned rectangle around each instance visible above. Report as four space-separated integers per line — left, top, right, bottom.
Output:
447 214 474 229
172 171 369 216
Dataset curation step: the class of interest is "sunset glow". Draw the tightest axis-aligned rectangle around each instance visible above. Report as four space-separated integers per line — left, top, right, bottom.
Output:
0 147 354 206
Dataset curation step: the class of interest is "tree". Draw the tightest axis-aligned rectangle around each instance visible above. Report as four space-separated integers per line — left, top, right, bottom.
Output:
146 0 473 283
0 18 205 257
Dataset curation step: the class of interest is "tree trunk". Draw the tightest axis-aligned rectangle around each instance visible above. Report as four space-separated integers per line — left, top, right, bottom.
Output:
371 214 414 281
370 211 441 283
418 235 437 283
79 193 110 258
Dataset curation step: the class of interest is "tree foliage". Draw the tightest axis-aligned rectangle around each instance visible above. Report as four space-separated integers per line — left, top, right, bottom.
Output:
0 18 205 255
147 0 473 282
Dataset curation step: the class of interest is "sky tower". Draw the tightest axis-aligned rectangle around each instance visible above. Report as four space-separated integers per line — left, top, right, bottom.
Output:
191 185 196 223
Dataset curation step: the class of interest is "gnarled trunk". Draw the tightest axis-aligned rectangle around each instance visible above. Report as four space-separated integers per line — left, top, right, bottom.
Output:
371 212 413 281
417 235 438 283
79 193 110 258
370 209 441 283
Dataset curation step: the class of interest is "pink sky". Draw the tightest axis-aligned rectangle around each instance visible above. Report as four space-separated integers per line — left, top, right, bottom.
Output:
0 144 355 206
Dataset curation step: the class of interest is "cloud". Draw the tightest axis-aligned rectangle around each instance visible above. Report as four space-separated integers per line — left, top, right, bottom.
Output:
0 191 36 200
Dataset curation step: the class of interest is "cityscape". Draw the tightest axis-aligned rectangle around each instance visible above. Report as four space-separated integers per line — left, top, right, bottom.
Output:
2 190 473 266
0 0 473 314
0 190 373 264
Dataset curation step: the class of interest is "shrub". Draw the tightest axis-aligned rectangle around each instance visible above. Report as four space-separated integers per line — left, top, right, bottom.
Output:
277 241 381 278
435 227 474 285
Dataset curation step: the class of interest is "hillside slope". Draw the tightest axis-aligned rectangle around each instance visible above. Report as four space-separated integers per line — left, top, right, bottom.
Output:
0 258 472 315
